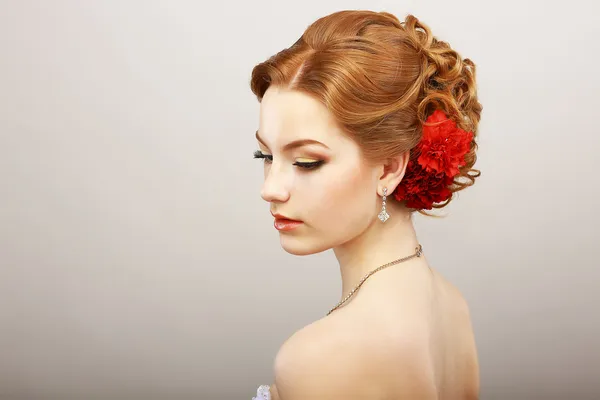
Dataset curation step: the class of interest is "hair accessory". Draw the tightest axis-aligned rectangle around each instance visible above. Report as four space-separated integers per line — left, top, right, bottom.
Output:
394 110 474 210
378 187 390 222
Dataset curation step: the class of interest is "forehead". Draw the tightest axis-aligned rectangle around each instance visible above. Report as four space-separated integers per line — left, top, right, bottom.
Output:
258 86 346 146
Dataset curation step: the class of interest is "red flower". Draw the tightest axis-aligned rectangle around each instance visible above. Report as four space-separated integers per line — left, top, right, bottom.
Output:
393 110 473 210
394 160 453 210
417 110 473 177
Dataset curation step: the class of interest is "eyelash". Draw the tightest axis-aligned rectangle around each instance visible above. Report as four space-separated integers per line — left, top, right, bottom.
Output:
253 150 324 170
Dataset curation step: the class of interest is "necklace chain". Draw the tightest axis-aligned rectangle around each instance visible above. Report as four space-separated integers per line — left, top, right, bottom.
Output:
326 244 423 316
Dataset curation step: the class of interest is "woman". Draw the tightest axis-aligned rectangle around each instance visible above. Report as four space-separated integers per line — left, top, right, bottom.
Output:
250 9 481 400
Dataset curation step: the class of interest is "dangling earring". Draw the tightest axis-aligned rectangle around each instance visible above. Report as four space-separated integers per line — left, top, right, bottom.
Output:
378 187 390 223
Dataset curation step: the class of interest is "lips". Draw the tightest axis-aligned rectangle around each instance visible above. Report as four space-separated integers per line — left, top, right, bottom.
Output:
271 212 303 231
273 218 303 231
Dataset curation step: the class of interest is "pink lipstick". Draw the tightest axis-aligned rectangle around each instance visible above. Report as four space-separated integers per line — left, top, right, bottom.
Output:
271 211 303 231
274 218 303 231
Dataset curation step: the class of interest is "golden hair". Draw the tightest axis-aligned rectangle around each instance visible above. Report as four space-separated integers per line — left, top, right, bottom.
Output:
250 10 482 212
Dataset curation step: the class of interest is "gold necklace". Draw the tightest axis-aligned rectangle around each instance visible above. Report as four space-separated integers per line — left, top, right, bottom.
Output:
326 245 423 316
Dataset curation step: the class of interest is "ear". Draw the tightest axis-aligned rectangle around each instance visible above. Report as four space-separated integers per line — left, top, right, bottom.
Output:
377 151 410 196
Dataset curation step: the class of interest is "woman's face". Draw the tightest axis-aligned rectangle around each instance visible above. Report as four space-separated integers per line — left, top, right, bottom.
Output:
256 86 381 255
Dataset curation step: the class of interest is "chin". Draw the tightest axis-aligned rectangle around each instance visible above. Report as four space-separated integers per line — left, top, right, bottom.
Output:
279 235 332 256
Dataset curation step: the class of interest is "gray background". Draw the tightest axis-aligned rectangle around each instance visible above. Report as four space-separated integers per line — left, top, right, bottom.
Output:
1 0 599 399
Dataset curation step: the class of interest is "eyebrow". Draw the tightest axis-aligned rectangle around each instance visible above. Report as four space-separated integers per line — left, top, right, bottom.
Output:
255 130 330 151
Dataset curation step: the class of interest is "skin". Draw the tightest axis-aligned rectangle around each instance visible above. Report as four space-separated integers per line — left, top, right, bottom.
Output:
255 86 479 399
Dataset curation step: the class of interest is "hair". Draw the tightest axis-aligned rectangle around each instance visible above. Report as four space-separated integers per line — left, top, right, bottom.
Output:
250 10 482 213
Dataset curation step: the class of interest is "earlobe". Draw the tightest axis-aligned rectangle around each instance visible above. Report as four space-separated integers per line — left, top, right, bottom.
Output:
378 151 410 196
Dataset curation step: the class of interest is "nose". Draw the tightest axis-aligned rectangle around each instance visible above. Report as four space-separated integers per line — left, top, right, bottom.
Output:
260 164 291 203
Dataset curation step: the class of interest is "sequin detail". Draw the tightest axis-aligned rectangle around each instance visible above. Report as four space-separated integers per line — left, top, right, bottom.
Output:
252 384 271 400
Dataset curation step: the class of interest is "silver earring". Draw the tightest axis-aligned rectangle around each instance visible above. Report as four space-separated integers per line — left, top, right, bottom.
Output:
378 187 390 223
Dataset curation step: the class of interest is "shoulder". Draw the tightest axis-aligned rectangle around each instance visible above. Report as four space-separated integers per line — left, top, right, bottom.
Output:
273 313 438 400
429 267 474 323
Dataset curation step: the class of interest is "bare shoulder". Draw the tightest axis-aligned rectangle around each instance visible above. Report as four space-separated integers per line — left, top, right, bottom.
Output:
429 267 475 325
430 268 480 398
272 312 438 400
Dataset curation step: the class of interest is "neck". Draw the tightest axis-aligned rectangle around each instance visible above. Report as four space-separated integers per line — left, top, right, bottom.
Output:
332 201 421 306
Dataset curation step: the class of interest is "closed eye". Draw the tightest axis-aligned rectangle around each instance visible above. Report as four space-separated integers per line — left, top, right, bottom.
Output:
253 150 273 162
253 150 324 170
294 160 324 169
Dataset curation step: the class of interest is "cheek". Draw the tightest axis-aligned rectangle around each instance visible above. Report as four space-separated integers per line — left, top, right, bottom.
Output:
309 163 376 233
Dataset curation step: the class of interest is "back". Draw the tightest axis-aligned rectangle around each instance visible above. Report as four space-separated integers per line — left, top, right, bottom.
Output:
271 262 479 400
427 267 480 399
